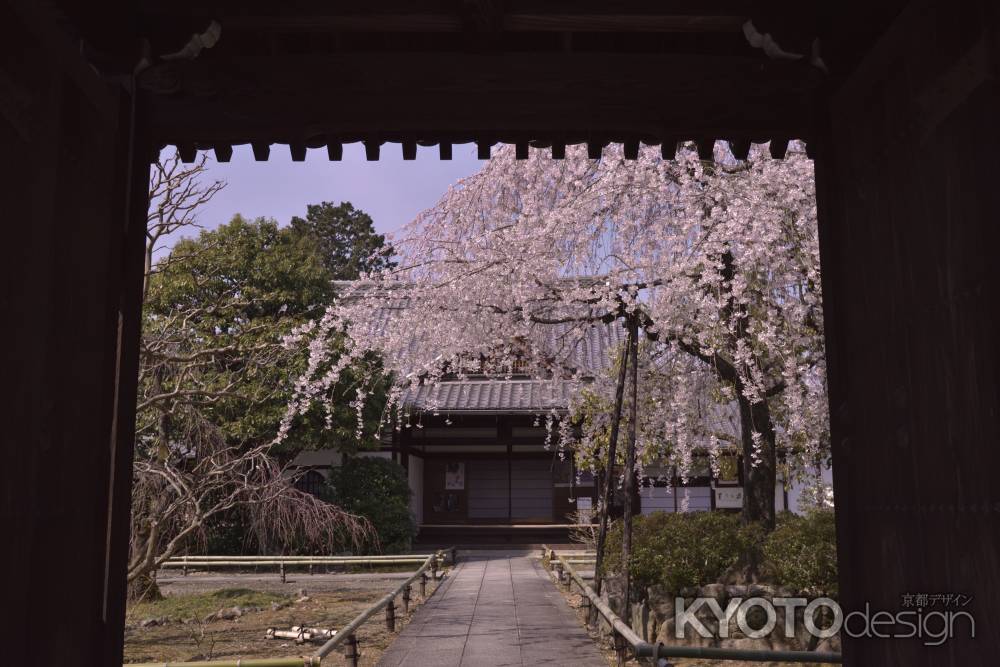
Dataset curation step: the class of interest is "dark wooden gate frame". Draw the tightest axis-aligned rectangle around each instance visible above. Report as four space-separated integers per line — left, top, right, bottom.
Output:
3 2 999 665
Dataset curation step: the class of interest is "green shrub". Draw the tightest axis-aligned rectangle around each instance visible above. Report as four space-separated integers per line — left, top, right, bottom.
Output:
603 511 764 594
326 457 416 554
763 508 838 597
203 508 259 555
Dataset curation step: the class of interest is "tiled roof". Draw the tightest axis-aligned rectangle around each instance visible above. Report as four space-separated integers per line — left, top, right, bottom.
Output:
398 379 578 414
541 320 625 376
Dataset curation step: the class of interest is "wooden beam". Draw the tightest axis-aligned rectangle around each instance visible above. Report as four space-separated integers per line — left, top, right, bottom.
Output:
769 138 789 159
327 140 343 160
503 13 746 33
660 138 678 159
439 142 452 160
402 140 417 160
177 143 196 163
623 139 639 160
696 138 715 160
143 53 819 147
213 144 233 162
138 6 754 35
729 138 750 160
289 142 306 161
251 142 270 160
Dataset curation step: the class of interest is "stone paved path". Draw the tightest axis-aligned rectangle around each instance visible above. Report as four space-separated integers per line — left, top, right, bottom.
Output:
377 553 607 667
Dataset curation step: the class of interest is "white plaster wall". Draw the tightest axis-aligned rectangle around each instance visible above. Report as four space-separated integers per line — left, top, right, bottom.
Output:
640 486 712 514
358 450 393 460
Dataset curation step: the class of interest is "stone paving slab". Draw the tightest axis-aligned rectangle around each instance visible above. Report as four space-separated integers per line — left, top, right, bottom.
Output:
377 554 606 667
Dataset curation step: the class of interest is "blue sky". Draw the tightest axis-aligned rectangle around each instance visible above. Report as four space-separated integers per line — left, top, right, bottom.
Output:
164 142 483 251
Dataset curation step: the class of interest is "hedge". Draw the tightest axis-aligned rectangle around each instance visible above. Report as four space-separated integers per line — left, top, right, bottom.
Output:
602 508 838 597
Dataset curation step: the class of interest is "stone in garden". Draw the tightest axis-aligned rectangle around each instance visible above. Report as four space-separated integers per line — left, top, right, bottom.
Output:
725 584 748 597
699 583 726 600
748 583 776 597
816 635 842 653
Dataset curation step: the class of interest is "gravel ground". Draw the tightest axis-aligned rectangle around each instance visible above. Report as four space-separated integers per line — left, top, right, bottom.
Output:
125 570 446 665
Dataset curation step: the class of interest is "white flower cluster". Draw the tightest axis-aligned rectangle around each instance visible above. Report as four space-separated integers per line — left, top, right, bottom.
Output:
277 142 829 488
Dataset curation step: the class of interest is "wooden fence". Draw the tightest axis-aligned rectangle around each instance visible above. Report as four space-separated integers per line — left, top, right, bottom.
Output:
543 547 842 665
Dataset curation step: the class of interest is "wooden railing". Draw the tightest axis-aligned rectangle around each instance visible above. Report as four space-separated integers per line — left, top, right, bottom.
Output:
543 547 842 666
313 551 446 665
160 553 440 583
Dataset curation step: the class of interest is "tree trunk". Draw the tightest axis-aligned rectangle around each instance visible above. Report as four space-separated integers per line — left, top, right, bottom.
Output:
127 570 163 603
720 250 778 532
737 392 777 530
619 316 640 618
592 325 633 601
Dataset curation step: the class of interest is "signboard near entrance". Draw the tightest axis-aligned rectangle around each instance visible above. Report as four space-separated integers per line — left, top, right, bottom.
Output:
715 487 743 509
445 462 465 490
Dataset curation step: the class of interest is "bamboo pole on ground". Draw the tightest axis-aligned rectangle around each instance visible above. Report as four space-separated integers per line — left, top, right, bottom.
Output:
127 659 320 667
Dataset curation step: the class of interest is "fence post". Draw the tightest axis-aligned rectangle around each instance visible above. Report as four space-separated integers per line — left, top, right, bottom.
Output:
402 584 412 614
385 596 396 631
344 633 359 667
431 557 439 580
280 562 286 583
613 631 627 667
420 571 428 598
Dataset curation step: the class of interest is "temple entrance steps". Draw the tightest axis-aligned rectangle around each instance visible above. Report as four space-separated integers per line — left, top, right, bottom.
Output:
414 523 582 547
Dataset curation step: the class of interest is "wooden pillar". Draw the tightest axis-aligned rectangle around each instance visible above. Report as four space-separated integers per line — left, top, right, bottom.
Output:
499 415 513 522
0 2 149 665
814 3 1000 663
385 596 396 631
344 633 359 667
397 423 408 472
